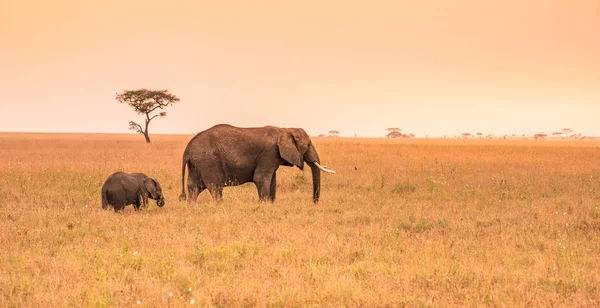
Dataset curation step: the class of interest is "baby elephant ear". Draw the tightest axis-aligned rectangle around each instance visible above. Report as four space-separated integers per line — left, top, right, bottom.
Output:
278 130 304 169
143 177 157 198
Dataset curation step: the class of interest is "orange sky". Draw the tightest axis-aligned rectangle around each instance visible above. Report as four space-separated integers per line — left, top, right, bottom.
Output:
1 0 599 137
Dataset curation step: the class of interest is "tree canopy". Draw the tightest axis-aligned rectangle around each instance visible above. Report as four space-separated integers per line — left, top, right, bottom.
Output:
386 131 403 138
116 89 179 115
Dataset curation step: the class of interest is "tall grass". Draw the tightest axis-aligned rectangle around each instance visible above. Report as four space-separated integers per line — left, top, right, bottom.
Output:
1 133 599 306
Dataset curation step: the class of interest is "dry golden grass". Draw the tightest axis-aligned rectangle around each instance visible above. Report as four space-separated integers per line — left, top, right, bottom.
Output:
1 133 600 306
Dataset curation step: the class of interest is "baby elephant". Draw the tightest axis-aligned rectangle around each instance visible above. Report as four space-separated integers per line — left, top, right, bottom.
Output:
101 172 165 212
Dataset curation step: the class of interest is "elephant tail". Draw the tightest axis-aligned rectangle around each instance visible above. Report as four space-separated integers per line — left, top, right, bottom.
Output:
179 157 188 201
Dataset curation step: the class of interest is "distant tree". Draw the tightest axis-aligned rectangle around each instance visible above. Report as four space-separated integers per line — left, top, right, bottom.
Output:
462 133 471 138
328 130 340 137
387 131 403 138
317 134 325 137
476 132 483 138
115 89 180 143
534 132 547 140
386 128 407 138
562 128 573 139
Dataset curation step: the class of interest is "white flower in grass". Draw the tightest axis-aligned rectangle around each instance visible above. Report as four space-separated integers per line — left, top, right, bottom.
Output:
137 300 141 304
190 299 195 304
169 292 173 297
133 251 138 255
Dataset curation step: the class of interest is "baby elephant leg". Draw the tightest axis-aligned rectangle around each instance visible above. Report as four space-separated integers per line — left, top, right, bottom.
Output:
134 195 145 211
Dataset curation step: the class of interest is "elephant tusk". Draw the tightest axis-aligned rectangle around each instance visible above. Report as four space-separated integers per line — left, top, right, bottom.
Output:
314 162 336 174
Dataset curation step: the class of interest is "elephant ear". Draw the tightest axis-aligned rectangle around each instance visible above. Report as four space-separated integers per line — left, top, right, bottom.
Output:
287 128 310 155
278 130 304 169
143 177 158 199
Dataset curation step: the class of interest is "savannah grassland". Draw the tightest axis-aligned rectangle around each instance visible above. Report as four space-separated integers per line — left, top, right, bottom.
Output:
1 133 600 307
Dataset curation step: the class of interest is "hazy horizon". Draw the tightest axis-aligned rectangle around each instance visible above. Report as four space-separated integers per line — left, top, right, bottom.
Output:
2 0 598 137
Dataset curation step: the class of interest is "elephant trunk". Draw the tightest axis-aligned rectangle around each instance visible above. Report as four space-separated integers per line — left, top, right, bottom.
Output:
304 145 323 203
308 162 321 203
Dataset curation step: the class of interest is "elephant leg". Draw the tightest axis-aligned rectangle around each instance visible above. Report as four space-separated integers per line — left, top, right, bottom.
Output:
254 164 277 202
109 192 126 212
201 163 226 203
187 180 206 204
134 199 141 211
207 185 223 203
186 164 203 203
254 182 269 202
269 172 277 202
142 195 149 208
134 194 146 211
189 186 206 204
254 174 273 202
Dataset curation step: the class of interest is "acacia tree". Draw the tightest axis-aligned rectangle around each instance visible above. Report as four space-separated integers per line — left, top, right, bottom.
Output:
534 132 547 140
561 128 573 139
386 127 401 138
115 89 180 143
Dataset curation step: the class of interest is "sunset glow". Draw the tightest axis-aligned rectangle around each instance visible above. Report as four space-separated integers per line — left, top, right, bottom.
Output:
1 0 598 136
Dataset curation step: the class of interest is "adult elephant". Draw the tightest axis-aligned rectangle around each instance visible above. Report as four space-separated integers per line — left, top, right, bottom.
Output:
179 124 335 203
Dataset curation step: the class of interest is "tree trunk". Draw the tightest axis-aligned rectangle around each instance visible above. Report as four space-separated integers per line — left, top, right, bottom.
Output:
143 118 151 143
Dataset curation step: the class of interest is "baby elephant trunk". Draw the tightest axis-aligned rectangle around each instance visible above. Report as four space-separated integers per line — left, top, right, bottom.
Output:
157 197 165 207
